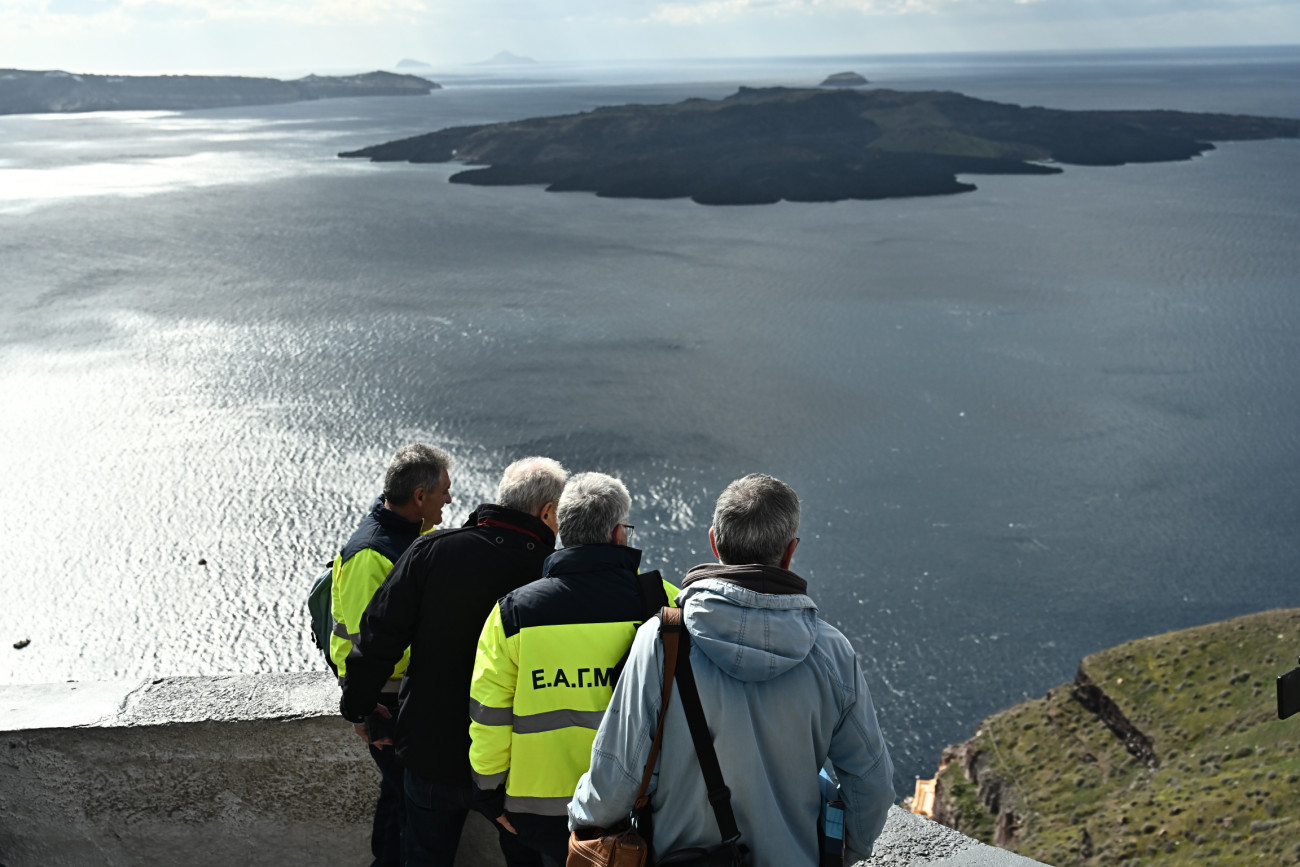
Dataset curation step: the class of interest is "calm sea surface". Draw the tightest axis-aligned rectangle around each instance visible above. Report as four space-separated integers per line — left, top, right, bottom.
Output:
2 46 1298 783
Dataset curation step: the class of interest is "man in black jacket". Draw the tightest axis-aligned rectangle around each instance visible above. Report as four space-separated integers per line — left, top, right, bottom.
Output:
341 455 568 867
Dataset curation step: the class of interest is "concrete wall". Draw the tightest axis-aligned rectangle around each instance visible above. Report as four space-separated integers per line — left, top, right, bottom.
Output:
0 674 1046 867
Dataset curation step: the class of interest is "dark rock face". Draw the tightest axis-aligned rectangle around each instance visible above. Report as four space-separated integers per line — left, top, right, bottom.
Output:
0 69 438 115
338 86 1299 205
1071 667 1160 770
820 71 868 87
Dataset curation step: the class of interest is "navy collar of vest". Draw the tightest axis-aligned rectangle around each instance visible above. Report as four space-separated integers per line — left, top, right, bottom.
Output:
369 496 424 536
543 543 643 577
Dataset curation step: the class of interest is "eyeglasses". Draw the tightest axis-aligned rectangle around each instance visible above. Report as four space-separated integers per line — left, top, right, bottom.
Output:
619 524 635 542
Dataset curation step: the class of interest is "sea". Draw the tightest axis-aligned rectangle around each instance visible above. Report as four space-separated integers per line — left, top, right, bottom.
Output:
2 45 1298 786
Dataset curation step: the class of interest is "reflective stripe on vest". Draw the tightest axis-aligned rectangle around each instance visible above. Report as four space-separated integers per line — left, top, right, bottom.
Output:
512 708 605 734
470 699 513 727
471 701 604 734
504 794 573 817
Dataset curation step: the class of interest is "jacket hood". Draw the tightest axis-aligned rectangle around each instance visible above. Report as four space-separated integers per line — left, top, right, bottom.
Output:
677 563 819 683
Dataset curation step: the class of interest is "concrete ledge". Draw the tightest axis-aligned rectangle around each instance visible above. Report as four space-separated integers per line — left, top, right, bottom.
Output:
0 674 1047 866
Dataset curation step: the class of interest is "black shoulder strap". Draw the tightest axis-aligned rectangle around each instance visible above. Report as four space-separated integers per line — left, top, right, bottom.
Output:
674 623 742 845
636 569 670 622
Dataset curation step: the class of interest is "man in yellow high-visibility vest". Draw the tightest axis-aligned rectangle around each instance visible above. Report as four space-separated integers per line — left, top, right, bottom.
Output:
469 472 679 864
331 443 452 867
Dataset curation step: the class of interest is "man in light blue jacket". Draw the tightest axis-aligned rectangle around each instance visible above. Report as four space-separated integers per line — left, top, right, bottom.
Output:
568 473 895 866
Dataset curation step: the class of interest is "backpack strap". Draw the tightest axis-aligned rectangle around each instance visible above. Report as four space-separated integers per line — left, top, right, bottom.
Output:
674 624 743 846
632 607 683 811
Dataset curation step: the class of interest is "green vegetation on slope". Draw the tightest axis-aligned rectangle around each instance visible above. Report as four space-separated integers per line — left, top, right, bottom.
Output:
932 609 1300 866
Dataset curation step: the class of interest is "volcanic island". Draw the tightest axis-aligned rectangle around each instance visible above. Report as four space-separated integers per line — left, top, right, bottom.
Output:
339 86 1300 205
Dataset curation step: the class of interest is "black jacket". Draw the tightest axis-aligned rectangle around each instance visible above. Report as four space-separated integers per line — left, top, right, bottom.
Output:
340 503 556 786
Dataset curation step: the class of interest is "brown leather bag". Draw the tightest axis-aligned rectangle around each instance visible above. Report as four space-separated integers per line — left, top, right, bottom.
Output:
567 608 684 867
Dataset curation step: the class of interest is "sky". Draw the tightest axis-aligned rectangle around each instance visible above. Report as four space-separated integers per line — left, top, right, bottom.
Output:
1 0 1298 74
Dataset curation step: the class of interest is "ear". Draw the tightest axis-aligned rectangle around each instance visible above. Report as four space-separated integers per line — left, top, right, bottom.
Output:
538 501 559 532
709 527 721 562
779 537 799 570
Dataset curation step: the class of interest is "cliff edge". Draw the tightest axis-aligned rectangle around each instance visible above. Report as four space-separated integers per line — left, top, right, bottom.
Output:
929 608 1300 866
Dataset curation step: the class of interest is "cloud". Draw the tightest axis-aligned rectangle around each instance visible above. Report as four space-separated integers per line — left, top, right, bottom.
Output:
112 0 428 27
45 0 120 15
638 0 1292 26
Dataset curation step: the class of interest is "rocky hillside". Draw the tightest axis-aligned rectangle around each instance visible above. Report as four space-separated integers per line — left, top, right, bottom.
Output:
930 608 1300 866
0 69 438 114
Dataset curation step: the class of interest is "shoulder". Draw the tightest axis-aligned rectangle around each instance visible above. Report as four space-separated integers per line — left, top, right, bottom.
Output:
340 513 386 561
342 505 419 563
811 618 857 661
497 576 581 636
405 523 485 557
615 618 667 689
806 618 865 692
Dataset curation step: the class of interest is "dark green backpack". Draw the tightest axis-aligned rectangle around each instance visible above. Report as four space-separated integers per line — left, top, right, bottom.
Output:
307 565 337 675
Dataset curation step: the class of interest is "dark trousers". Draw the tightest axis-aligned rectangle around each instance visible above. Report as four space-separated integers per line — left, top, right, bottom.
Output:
402 769 543 867
506 811 572 867
368 744 405 867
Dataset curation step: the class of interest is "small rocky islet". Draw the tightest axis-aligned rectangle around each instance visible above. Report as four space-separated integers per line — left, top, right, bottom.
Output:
339 85 1300 205
820 71 869 87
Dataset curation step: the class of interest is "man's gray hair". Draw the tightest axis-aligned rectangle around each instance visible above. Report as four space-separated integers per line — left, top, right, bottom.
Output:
558 473 631 547
711 473 801 567
383 443 453 506
497 456 568 514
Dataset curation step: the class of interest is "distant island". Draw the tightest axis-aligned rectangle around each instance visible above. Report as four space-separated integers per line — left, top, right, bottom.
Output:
395 59 432 69
337 86 1300 205
923 608 1300 866
0 69 438 115
820 71 868 87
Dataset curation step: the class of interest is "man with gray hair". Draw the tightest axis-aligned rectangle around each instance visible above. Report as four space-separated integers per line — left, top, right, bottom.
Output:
570 473 895 867
341 456 568 867
330 442 453 867
468 472 678 865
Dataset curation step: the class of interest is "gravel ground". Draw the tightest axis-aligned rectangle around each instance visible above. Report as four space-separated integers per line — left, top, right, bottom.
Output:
859 807 981 866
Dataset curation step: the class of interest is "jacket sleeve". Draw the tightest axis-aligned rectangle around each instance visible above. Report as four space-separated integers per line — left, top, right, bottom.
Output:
568 619 663 831
468 603 517 790
339 543 425 721
829 654 896 864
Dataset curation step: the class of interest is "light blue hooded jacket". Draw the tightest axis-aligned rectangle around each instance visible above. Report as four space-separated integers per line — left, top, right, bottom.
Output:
568 563 895 866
